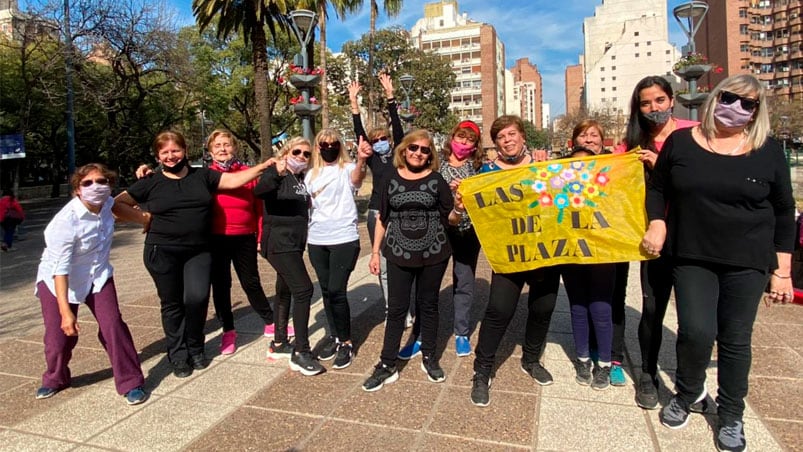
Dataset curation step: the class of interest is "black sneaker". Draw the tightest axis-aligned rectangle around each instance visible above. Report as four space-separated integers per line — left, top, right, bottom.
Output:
362 362 399 392
267 340 294 359
521 361 554 386
470 372 492 407
190 354 207 370
289 351 326 376
716 419 747 452
573 359 593 385
661 395 691 429
172 362 193 378
690 392 712 414
636 374 659 410
591 365 611 390
333 343 353 369
318 336 339 361
420 356 446 383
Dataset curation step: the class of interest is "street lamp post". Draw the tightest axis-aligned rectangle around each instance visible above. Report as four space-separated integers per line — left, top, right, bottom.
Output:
398 74 416 131
288 9 319 142
780 114 791 164
673 1 709 121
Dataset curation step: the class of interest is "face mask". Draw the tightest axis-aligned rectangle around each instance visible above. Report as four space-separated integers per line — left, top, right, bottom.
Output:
162 157 188 174
285 156 308 174
643 110 672 126
372 140 391 155
450 140 475 160
320 148 339 163
212 158 237 172
714 101 755 128
500 146 527 164
80 183 111 206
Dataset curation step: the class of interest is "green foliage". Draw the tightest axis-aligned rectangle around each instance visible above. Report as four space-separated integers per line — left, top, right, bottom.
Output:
522 121 550 149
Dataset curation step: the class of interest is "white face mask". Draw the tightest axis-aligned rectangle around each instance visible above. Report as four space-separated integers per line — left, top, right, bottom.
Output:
80 183 111 206
285 156 308 174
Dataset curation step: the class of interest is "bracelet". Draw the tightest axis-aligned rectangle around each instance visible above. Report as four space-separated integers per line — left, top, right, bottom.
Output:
371 251 380 255
452 207 466 216
772 272 791 279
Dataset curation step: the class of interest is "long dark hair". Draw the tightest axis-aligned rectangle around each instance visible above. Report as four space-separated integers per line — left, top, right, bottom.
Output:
624 76 674 152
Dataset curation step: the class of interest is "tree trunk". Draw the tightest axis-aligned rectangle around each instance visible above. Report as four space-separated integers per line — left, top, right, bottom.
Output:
251 26 273 160
318 2 328 129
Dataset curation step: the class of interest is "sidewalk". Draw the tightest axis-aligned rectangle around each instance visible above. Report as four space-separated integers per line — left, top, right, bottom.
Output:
0 197 800 451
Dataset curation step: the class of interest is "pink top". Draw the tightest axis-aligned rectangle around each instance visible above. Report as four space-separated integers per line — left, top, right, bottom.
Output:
209 161 263 238
0 195 24 222
614 118 699 153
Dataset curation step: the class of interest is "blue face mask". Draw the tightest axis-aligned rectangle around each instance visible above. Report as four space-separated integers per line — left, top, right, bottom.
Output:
373 140 391 155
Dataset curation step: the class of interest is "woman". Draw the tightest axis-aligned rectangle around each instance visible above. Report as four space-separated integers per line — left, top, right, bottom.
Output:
467 115 556 407
620 76 700 408
362 129 454 392
305 129 372 370
115 131 271 378
206 130 278 355
0 188 24 251
254 137 324 377
35 163 146 404
643 74 794 452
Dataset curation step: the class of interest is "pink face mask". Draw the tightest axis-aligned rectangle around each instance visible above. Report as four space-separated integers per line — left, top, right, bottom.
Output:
450 140 475 160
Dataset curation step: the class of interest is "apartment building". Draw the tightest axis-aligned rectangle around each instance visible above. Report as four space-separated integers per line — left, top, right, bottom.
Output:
565 62 585 116
509 58 544 129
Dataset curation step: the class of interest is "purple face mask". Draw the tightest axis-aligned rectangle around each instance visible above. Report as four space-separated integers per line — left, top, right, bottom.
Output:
713 100 755 128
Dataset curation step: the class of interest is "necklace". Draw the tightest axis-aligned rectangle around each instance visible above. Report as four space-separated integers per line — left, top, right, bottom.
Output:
706 132 746 156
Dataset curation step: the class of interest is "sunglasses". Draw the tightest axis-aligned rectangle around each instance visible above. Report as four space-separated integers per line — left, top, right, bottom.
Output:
80 178 109 187
319 141 341 151
370 136 388 145
719 91 759 111
291 148 312 158
407 144 432 155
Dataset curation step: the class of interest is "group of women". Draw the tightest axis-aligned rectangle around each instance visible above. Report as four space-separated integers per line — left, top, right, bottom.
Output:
32 72 792 452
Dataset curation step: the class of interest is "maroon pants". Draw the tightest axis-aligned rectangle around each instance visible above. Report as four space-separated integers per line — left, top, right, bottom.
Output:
38 278 144 395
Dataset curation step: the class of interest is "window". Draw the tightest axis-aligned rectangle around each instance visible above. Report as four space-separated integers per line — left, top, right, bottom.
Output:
635 42 639 47
739 8 748 18
612 66 616 70
741 43 750 52
601 77 605 82
634 31 640 36
635 53 640 57
740 24 749 34
647 52 652 56
612 76 617 81
647 41 652 45
601 87 606 92
666 50 671 54
612 97 617 102
600 67 605 71
612 87 617 91
611 55 616 60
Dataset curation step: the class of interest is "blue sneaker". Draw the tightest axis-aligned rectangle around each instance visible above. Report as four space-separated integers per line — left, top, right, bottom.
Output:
125 387 148 405
398 339 422 360
610 363 627 386
455 335 471 357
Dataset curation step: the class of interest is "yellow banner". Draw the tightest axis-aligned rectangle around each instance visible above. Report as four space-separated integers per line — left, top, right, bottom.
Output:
459 152 652 274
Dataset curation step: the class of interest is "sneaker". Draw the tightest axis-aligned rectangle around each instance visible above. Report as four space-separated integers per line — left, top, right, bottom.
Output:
333 343 353 369
470 372 492 407
172 362 193 378
318 336 339 361
661 395 691 429
455 335 472 357
690 392 712 414
220 330 237 355
35 386 58 399
362 362 399 392
263 323 295 338
591 365 611 391
716 419 747 452
610 363 626 386
405 312 415 329
421 356 446 383
521 361 554 386
289 351 326 376
190 354 207 370
636 374 659 410
124 387 148 405
267 340 294 359
573 358 593 385
398 339 422 360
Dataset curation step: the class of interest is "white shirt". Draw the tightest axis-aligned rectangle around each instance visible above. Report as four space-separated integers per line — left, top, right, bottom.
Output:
305 163 360 246
35 196 115 304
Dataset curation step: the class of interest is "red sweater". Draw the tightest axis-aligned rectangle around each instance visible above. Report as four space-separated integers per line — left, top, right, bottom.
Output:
209 161 263 238
0 196 24 222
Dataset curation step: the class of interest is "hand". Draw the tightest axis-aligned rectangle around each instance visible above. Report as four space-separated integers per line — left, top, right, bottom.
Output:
142 212 152 233
135 164 153 179
276 158 288 175
60 310 79 336
454 190 465 211
348 81 361 100
532 149 549 162
637 149 658 169
369 253 381 275
641 220 666 257
378 73 394 98
765 274 794 306
356 135 373 160
449 178 462 194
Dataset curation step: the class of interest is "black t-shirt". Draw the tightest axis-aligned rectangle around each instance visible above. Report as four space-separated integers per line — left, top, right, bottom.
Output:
647 128 795 270
352 99 404 210
254 166 309 255
126 167 221 246
379 170 453 267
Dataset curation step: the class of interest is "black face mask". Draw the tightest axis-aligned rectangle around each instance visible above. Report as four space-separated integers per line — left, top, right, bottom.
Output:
162 157 188 174
320 148 339 163
405 161 428 173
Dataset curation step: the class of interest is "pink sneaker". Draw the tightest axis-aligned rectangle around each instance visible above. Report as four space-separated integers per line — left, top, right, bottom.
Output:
263 324 295 338
220 330 237 355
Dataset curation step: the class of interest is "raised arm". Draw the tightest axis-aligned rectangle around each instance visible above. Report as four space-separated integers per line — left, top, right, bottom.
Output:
351 135 373 188
379 73 404 144
349 81 368 142
218 159 274 190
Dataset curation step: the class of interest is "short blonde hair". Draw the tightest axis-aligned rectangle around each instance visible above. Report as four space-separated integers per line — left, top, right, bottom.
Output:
206 129 238 153
309 128 348 181
278 136 312 159
392 129 439 171
700 74 770 150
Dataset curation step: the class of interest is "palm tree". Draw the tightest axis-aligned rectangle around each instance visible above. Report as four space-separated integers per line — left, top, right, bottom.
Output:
193 0 290 160
367 0 402 127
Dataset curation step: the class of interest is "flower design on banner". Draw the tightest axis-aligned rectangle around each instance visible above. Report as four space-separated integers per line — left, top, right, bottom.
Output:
522 158 611 223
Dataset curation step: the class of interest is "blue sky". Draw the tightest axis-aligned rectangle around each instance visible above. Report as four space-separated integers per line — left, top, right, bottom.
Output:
175 1 691 116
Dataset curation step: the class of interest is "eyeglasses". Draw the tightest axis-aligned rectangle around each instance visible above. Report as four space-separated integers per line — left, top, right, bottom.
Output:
370 136 388 145
291 149 312 158
719 90 759 111
407 144 432 155
80 178 109 187
319 141 341 151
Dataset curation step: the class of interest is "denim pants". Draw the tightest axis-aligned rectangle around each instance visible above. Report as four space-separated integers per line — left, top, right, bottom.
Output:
308 240 360 342
672 259 767 422
265 251 314 352
562 263 616 363
447 226 481 337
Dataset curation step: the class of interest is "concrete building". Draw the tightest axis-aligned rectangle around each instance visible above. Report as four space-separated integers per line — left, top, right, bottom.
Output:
542 103 551 129
582 0 680 113
0 0 58 43
565 62 585 116
695 0 803 100
509 58 544 129
411 0 505 147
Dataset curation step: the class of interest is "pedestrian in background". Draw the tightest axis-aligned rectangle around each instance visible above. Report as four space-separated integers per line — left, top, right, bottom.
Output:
0 188 24 252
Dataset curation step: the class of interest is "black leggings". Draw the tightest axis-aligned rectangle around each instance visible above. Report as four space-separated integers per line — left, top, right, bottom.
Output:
265 251 314 352
638 255 673 376
308 240 360 342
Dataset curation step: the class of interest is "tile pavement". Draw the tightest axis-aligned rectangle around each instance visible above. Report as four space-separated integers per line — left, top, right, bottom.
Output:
0 191 800 451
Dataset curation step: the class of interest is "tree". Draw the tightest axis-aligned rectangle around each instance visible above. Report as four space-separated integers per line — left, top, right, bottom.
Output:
193 0 292 160
522 121 550 150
